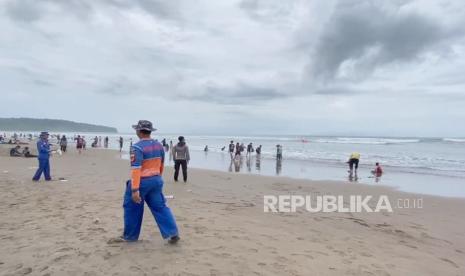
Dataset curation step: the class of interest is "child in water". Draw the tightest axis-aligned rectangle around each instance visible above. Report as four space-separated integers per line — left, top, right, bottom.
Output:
371 162 383 177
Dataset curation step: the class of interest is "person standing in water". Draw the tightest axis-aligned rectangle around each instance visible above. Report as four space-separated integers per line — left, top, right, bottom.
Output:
255 145 262 156
372 162 383 177
110 120 179 244
276 144 283 160
118 136 123 152
172 136 190 183
32 132 52 181
246 143 254 157
235 142 241 157
348 152 360 175
228 140 235 159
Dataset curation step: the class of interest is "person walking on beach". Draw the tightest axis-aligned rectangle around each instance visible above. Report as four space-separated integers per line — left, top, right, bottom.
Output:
104 136 109 148
110 120 179 244
348 152 360 174
172 136 190 182
32 132 52 181
76 135 84 154
60 135 67 153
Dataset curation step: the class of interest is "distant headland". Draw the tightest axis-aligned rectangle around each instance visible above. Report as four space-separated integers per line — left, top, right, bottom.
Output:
0 118 118 133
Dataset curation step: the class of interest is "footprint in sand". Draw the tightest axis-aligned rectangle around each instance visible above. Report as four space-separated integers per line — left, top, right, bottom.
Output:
439 258 459 268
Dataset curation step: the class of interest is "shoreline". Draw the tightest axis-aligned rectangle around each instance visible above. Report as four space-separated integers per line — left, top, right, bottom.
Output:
3 141 464 198
172 150 465 198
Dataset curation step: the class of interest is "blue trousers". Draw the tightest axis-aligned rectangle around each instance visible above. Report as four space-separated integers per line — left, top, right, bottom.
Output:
32 158 51 181
123 176 178 241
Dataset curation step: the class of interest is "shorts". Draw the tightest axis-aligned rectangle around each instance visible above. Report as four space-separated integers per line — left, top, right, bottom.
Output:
349 158 359 170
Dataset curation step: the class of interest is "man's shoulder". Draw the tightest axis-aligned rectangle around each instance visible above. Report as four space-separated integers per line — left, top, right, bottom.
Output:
134 139 162 149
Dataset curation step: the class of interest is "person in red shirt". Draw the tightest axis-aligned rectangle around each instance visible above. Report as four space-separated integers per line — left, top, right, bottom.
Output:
372 162 383 177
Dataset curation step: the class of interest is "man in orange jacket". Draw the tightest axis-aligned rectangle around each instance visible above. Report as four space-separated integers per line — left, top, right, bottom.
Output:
111 120 179 244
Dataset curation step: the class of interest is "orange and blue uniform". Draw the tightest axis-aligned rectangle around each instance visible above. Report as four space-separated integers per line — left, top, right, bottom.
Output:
123 138 178 241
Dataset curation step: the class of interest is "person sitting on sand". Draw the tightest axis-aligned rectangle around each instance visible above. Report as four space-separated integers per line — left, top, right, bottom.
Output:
22 147 37 158
371 162 383 177
347 152 360 174
10 145 22 157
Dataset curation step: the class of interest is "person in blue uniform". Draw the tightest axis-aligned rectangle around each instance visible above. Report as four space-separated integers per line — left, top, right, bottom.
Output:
32 131 52 181
109 120 180 244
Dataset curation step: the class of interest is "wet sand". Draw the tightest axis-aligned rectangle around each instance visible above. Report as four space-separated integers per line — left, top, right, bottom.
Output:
0 145 464 275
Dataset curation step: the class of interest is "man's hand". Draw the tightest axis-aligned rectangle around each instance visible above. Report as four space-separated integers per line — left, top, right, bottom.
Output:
132 191 142 204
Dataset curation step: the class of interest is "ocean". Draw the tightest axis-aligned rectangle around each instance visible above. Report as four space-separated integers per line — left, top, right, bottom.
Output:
5 132 465 197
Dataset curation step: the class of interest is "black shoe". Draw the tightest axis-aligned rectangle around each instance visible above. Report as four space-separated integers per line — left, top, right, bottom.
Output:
168 235 180 244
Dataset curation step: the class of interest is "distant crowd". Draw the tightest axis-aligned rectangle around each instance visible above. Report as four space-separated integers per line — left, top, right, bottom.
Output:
2 132 383 181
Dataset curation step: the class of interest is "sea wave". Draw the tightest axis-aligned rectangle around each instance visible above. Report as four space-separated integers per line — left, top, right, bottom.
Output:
313 137 420 145
443 138 465 143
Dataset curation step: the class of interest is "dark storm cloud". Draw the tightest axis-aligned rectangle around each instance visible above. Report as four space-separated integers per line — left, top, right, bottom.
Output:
184 83 285 105
104 0 181 20
238 0 299 24
4 0 42 23
3 0 179 24
98 78 135 96
314 86 364 95
307 0 459 80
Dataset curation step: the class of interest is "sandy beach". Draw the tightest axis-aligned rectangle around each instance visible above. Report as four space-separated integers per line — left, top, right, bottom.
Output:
1 144 464 276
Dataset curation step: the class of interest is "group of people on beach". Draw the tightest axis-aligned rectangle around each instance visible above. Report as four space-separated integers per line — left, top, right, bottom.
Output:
9 145 36 158
223 141 282 160
11 121 182 245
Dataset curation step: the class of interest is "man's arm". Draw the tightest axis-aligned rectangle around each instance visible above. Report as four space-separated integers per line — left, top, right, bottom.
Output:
38 142 50 154
186 146 190 162
130 145 143 194
160 147 165 175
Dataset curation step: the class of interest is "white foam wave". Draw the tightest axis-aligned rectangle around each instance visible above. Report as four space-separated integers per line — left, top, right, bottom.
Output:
314 137 420 145
443 138 465 143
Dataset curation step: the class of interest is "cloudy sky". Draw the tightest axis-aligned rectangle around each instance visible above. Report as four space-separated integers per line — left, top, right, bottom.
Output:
1 0 464 136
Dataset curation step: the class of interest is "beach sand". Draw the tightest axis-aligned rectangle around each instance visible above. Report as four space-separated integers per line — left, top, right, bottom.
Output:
0 144 464 275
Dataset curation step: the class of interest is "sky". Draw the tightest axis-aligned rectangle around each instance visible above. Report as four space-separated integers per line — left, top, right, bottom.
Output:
1 0 465 137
